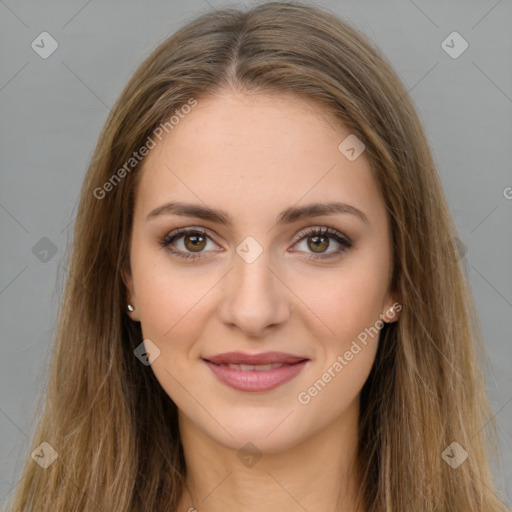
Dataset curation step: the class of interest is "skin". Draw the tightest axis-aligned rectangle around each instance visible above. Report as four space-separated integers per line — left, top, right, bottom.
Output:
123 90 400 512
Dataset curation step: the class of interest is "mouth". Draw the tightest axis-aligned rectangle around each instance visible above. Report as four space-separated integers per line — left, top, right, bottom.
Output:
205 361 301 371
202 353 310 392
202 351 308 366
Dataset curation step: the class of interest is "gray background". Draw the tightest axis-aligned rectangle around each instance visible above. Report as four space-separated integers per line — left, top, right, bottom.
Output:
1 0 511 507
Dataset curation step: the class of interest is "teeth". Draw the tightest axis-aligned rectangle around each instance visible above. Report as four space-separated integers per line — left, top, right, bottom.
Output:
225 363 285 371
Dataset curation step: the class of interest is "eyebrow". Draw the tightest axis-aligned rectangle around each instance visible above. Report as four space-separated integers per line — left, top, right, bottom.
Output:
146 200 370 227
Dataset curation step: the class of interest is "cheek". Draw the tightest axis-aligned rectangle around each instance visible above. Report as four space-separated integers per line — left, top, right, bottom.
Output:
132 257 215 401
295 271 384 413
301 341 378 417
132 244 217 341
291 256 387 405
293 255 388 343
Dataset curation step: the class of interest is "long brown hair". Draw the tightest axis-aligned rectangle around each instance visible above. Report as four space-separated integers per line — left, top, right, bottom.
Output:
7 2 509 510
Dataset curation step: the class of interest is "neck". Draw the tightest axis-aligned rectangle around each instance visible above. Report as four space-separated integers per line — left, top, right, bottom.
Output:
176 397 364 512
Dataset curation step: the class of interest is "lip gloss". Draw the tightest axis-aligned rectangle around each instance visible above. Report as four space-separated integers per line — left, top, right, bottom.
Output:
203 360 308 391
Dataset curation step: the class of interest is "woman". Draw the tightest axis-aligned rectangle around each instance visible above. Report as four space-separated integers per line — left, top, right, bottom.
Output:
7 1 509 511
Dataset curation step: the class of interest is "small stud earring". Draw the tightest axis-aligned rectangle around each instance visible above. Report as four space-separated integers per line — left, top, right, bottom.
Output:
383 306 394 322
127 304 134 312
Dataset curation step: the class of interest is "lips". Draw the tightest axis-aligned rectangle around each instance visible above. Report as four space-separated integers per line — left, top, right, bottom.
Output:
203 351 308 366
202 351 310 392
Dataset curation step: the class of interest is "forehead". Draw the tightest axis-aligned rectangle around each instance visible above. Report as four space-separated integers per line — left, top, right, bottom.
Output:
134 91 386 227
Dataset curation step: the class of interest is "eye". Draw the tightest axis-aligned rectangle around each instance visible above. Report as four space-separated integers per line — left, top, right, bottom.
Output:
160 227 220 260
160 226 352 261
291 226 352 260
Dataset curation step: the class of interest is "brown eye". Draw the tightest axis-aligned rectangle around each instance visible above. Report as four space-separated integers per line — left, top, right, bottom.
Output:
307 234 330 253
160 227 221 260
184 233 207 252
292 226 352 260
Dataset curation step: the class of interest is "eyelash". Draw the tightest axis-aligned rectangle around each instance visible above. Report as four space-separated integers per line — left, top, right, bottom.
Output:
159 226 352 261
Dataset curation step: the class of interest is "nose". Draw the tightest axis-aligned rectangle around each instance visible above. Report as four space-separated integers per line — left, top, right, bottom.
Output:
217 247 291 338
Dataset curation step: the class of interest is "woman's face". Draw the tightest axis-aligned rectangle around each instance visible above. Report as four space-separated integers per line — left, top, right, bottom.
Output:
124 90 398 453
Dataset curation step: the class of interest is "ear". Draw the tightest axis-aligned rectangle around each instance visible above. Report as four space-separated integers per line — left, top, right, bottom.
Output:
121 263 140 322
381 296 401 323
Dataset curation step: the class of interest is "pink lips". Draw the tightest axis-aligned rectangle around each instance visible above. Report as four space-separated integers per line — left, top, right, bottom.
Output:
203 351 309 392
